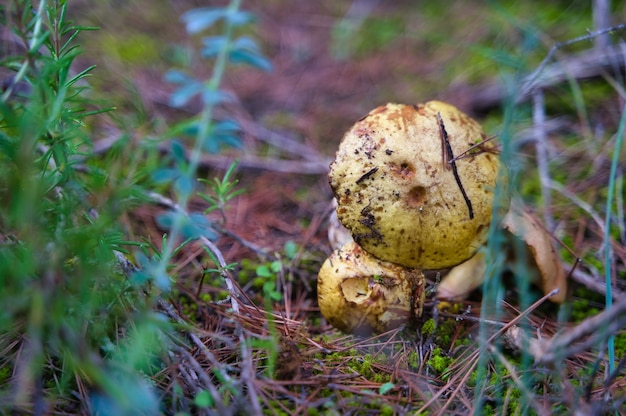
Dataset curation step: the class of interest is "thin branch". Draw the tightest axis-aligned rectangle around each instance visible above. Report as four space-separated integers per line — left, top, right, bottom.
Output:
199 153 331 174
466 32 626 111
199 236 241 315
533 296 626 365
437 112 474 220
522 25 626 98
532 91 555 231
570 268 625 300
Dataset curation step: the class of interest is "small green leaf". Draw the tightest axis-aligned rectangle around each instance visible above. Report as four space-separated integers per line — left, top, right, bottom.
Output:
201 89 234 106
224 10 253 26
379 382 395 395
228 36 273 71
263 281 282 301
270 260 282 273
256 264 271 278
152 168 180 184
169 81 203 108
164 69 192 84
201 36 228 58
284 241 298 259
171 140 187 163
193 389 213 408
174 175 194 199
182 8 226 34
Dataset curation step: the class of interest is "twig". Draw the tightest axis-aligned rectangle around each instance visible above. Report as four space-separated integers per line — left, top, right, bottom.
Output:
437 112 474 220
233 112 327 163
532 296 626 365
532 91 555 232
466 36 626 111
199 153 331 174
215 226 270 258
449 134 499 162
148 189 262 413
89 125 331 176
199 236 241 316
522 25 626 99
175 346 228 414
569 268 625 300
592 0 612 49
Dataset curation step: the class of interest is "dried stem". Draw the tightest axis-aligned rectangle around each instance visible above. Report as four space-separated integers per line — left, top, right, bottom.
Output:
532 90 555 231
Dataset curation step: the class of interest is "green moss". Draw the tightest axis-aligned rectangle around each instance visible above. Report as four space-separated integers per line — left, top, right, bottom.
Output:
407 351 420 369
380 404 395 416
0 366 10 384
101 33 162 66
614 331 626 358
421 318 436 337
306 408 319 416
427 348 452 374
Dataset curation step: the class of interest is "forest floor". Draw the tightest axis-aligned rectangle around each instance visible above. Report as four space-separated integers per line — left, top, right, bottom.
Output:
61 1 626 414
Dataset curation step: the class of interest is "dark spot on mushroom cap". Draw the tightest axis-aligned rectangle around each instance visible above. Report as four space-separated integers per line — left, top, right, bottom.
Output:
390 161 415 178
407 186 426 208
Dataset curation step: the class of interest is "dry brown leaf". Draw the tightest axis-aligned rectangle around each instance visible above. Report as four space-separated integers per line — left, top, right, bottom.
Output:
502 205 567 303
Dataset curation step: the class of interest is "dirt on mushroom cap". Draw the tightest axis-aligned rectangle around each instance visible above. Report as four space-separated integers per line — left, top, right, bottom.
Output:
329 101 503 270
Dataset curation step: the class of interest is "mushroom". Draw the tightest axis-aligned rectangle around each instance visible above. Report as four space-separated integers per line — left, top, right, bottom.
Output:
329 101 502 270
320 101 506 334
317 241 425 335
320 101 566 334
435 249 487 302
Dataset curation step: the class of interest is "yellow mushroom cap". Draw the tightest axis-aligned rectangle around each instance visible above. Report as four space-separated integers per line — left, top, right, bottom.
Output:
317 241 425 335
329 101 502 269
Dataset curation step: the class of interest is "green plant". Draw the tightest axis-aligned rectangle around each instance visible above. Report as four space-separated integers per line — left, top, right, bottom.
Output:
199 159 245 221
0 0 165 413
145 0 272 289
0 0 272 413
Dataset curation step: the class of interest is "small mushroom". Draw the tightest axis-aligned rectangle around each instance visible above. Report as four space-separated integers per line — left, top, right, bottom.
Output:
317 241 425 335
329 101 502 270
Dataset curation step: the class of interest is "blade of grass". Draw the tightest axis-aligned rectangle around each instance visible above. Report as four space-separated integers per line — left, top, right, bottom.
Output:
603 101 626 374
